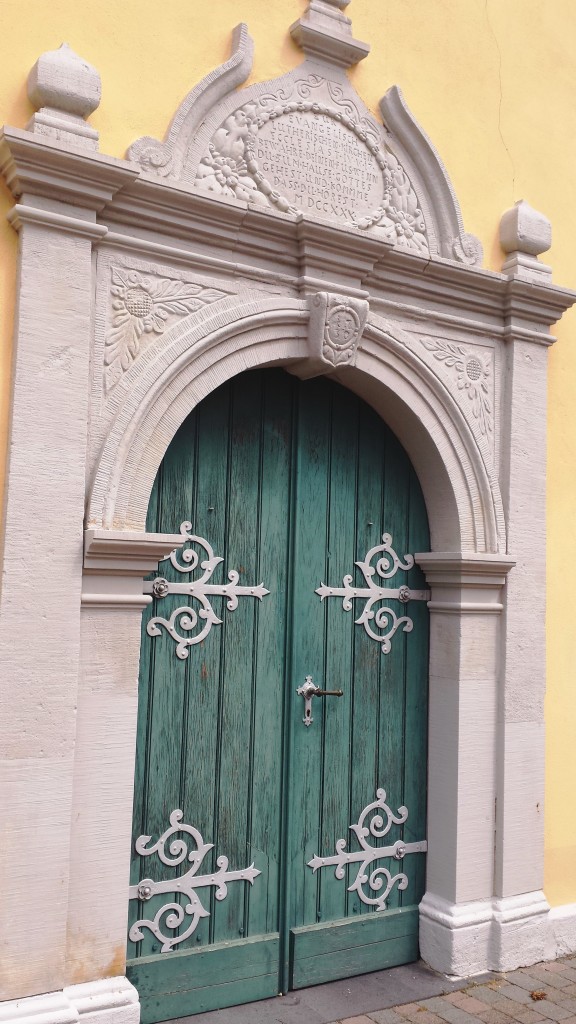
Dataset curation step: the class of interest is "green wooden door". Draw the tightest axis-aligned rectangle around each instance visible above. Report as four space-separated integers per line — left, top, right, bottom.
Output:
127 369 429 1023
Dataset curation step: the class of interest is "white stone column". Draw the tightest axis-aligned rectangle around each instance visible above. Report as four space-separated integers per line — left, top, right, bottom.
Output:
0 205 105 1001
64 532 182 991
416 553 514 976
491 202 556 969
0 43 137 1006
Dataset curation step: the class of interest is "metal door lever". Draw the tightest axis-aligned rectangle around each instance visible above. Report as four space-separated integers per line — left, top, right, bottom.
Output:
297 675 343 726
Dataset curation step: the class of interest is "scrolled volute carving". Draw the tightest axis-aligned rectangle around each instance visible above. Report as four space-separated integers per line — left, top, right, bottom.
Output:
128 138 173 178
452 232 483 266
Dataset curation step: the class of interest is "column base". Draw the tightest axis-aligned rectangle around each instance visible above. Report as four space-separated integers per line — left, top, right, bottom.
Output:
0 977 139 1024
420 891 552 977
492 891 550 970
420 893 493 977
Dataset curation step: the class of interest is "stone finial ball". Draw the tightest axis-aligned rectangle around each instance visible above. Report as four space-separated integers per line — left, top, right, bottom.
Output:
27 43 101 118
499 199 551 257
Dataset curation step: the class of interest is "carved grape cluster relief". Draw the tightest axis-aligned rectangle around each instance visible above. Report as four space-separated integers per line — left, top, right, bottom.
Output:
193 74 429 255
104 269 228 392
422 338 493 437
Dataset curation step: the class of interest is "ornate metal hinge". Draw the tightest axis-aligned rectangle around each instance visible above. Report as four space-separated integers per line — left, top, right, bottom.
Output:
129 809 260 952
315 533 429 653
144 522 270 658
308 788 427 909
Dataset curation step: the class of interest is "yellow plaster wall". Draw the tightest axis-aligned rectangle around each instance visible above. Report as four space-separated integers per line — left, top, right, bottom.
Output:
0 0 575 905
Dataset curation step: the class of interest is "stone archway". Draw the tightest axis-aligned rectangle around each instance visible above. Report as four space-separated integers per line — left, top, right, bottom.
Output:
0 1 574 1019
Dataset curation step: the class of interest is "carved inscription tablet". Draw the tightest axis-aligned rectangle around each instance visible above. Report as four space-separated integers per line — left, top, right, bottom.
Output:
253 109 384 222
193 75 429 254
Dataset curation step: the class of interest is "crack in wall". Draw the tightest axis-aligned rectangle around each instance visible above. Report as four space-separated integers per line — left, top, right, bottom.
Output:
485 0 516 197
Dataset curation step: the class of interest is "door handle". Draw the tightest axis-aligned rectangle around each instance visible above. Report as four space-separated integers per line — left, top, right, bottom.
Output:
297 675 343 726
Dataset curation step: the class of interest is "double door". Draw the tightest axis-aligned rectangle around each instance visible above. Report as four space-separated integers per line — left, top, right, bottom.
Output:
127 369 429 1023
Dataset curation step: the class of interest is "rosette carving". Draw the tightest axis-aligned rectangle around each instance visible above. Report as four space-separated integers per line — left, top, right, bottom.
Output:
105 269 228 392
422 338 493 437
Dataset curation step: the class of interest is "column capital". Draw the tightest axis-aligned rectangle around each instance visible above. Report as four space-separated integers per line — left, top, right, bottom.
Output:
82 529 185 609
416 551 515 614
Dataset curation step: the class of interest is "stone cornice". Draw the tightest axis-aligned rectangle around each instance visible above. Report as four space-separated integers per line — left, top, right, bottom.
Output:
0 126 137 210
1 126 574 331
7 203 108 239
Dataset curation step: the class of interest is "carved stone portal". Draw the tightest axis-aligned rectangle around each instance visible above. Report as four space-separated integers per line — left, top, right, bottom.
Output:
127 1 482 265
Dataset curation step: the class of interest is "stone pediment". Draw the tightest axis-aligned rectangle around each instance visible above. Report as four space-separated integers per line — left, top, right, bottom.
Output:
128 1 482 266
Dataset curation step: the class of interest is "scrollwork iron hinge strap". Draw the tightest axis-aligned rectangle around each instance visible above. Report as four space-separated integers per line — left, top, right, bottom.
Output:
143 522 270 659
308 788 427 910
316 533 429 653
128 810 261 953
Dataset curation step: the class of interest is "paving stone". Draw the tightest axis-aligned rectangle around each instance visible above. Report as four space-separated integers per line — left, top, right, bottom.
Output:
508 975 559 994
531 1003 574 1021
507 1010 545 1024
340 1016 375 1024
176 956 576 1024
558 972 576 985
446 996 489 1014
473 1011 516 1024
497 984 535 1006
519 969 571 992
556 1001 576 1013
471 988 509 1007
420 997 481 1024
412 1012 447 1024
538 990 576 1007
368 1011 409 1024
494 998 535 1017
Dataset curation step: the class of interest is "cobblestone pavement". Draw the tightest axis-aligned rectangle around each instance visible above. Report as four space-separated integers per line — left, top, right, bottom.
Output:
325 956 576 1024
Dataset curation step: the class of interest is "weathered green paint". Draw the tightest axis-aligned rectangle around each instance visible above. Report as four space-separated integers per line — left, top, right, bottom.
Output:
127 369 429 1022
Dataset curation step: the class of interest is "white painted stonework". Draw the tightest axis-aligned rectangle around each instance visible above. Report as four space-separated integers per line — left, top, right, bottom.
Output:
0 1 575 1021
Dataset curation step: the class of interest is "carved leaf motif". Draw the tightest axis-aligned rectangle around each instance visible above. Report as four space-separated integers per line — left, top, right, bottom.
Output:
422 338 493 436
104 269 228 393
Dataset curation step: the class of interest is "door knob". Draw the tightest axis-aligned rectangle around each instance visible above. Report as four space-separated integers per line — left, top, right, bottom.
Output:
297 675 343 726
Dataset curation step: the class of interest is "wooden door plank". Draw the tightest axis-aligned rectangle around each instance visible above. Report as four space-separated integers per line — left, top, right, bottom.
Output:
401 465 430 907
288 377 332 934
247 372 293 939
348 402 388 920
128 934 280 1023
320 385 359 927
179 385 230 951
290 906 418 988
211 373 268 945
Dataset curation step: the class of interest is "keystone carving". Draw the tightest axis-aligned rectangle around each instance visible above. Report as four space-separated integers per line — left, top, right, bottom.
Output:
295 292 369 378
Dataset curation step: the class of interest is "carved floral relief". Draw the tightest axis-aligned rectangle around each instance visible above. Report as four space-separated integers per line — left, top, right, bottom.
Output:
193 75 429 255
104 268 228 392
421 337 494 438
